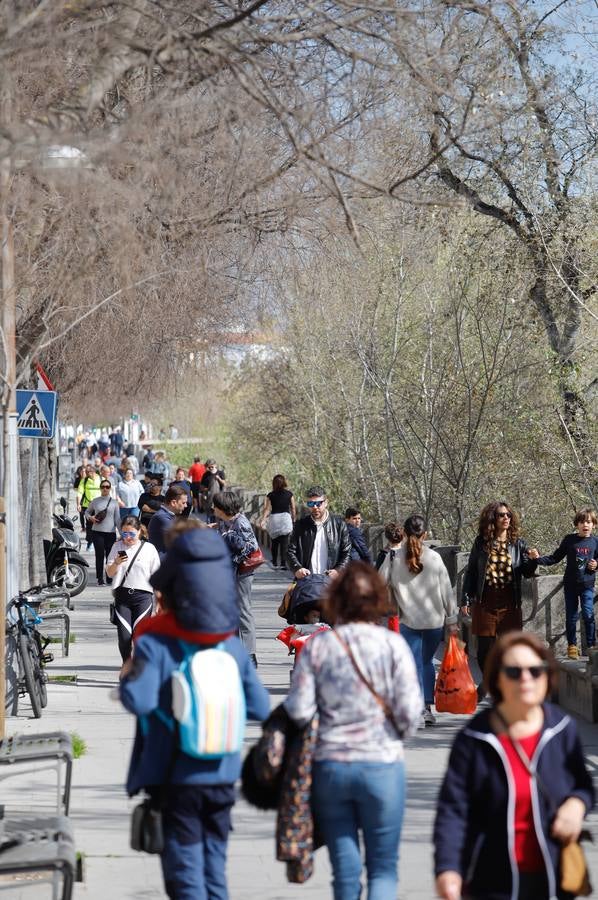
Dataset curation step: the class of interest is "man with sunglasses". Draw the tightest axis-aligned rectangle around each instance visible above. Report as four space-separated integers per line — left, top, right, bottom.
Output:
287 486 352 579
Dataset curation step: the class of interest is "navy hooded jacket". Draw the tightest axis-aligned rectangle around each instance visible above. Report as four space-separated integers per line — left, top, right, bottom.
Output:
434 703 594 900
120 529 270 795
346 523 373 564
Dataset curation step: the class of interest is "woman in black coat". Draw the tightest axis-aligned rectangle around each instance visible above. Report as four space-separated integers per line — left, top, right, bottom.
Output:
462 500 537 697
434 631 594 900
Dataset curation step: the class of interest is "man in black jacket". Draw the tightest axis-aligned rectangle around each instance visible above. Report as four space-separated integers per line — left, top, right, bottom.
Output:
287 485 352 579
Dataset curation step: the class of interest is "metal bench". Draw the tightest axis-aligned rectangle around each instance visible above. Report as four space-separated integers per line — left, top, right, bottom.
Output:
0 815 75 900
0 733 73 815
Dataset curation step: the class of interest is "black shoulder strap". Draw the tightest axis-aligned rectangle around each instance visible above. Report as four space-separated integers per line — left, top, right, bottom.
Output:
121 541 144 587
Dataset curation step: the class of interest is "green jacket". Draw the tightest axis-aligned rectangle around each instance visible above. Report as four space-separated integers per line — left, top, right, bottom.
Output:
77 474 101 506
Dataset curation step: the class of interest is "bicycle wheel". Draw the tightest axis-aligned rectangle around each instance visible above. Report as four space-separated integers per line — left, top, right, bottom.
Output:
18 632 43 718
33 632 48 708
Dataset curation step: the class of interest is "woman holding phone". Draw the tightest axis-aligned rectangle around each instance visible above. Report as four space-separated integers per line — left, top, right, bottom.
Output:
105 516 160 667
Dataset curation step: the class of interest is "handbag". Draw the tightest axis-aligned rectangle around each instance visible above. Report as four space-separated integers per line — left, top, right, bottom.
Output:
130 797 164 854
494 708 593 897
109 602 117 625
94 499 112 524
333 630 404 738
238 547 266 575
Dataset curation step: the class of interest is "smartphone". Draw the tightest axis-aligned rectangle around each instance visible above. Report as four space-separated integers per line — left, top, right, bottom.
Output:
117 550 128 559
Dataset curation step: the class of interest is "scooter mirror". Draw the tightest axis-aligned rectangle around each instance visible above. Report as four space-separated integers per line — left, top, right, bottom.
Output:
60 496 67 509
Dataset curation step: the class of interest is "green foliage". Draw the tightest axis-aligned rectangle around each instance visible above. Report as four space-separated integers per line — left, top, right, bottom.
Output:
70 732 87 759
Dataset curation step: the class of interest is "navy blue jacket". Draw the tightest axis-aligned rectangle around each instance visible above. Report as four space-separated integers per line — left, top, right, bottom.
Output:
346 523 373 564
147 504 176 557
434 703 594 900
537 533 598 589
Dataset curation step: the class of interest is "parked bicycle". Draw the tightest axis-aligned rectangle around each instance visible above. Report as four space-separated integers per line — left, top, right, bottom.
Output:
6 594 53 718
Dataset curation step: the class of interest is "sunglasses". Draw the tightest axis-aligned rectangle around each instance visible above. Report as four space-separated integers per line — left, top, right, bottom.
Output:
501 664 548 680
497 511 512 518
306 499 325 508
100 484 111 489
121 531 137 538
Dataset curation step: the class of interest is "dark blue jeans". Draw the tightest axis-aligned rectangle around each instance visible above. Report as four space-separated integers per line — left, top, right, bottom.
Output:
312 760 405 900
160 784 235 900
564 584 596 647
400 624 443 705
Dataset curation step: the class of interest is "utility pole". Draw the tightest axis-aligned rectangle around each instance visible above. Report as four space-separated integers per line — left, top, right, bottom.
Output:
1 157 18 736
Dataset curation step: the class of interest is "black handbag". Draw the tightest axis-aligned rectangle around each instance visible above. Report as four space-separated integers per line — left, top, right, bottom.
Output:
130 797 164 854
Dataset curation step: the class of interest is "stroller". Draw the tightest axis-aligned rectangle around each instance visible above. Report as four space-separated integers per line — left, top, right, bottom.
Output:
276 574 331 675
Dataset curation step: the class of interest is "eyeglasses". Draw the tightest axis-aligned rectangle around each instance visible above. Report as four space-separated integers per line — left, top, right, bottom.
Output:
306 499 325 508
501 664 548 680
100 484 111 489
497 511 512 519
121 531 137 538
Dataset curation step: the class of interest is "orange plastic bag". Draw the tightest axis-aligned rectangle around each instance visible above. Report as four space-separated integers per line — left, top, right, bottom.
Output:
434 635 477 714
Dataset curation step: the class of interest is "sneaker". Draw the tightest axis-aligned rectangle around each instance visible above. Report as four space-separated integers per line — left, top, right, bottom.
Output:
250 653 258 669
423 706 436 726
97 580 105 586
567 644 579 660
417 714 426 730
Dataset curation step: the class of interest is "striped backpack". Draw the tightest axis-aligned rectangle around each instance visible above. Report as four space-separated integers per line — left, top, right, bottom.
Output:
170 641 246 759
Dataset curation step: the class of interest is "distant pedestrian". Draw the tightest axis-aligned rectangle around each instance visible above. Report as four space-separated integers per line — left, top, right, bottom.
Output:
119 527 269 900
380 514 457 727
344 507 373 564
150 450 171 488
169 467 193 518
189 456 206 513
287 485 352 579
462 501 537 700
285 562 422 899
528 508 598 659
199 459 226 521
148 485 189 558
138 479 164 528
213 491 259 667
86 480 120 586
117 468 143 519
435 631 594 900
76 463 101 548
259 474 296 568
375 522 403 570
106 516 160 664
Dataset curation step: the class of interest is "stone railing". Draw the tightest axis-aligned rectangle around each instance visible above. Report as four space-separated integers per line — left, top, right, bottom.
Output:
236 488 595 719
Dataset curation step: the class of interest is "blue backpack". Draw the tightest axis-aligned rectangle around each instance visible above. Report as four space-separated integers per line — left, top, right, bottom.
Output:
158 641 247 759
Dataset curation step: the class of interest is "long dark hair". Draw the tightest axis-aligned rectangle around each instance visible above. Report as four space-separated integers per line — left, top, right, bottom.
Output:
272 474 288 491
403 514 426 574
478 501 520 552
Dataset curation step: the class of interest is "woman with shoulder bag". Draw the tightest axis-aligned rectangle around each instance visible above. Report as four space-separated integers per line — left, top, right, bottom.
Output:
213 491 260 668
285 562 422 900
435 631 594 900
380 514 458 728
86 479 121 587
106 516 160 668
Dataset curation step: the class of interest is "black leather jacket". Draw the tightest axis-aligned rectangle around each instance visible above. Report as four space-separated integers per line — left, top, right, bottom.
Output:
287 514 352 574
462 535 537 607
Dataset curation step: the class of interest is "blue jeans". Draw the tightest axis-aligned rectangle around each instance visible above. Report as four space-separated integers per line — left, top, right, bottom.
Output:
400 624 443 705
160 784 234 900
120 506 140 520
564 584 596 647
312 760 405 900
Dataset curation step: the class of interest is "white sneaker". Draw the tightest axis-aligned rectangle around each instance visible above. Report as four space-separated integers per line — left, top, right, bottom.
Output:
423 706 436 726
417 714 426 730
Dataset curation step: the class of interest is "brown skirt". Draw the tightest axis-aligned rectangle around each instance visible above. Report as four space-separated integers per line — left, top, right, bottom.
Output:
472 586 522 637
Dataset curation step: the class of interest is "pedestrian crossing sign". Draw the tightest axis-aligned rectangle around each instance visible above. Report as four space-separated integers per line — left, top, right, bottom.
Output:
16 389 58 438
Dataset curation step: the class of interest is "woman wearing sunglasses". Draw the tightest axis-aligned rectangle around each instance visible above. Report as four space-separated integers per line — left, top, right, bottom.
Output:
462 501 538 700
106 516 160 665
85 480 121 586
435 631 594 900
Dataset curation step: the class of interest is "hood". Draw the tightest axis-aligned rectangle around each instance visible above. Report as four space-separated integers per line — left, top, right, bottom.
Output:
150 528 239 633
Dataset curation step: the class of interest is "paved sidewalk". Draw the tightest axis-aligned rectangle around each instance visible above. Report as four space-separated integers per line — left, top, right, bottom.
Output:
6 557 598 899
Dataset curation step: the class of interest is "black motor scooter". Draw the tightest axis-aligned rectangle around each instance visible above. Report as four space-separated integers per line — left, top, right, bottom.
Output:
44 498 89 596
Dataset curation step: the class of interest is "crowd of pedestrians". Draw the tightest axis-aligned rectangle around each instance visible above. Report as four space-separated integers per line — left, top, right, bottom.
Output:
69 440 598 900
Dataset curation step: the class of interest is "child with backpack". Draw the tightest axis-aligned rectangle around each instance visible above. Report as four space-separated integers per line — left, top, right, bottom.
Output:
119 527 270 899
528 507 598 659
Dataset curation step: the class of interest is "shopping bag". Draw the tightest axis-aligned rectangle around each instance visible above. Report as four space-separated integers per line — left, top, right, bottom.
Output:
434 635 477 714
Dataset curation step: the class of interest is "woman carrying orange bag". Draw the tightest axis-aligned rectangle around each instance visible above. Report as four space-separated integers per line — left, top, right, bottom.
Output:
381 514 458 728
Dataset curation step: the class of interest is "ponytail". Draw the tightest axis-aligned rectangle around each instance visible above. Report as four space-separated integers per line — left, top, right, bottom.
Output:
403 514 426 575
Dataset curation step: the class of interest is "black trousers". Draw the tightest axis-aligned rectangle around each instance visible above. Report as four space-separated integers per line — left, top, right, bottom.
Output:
113 589 153 661
91 531 116 583
271 534 290 567
477 635 496 687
